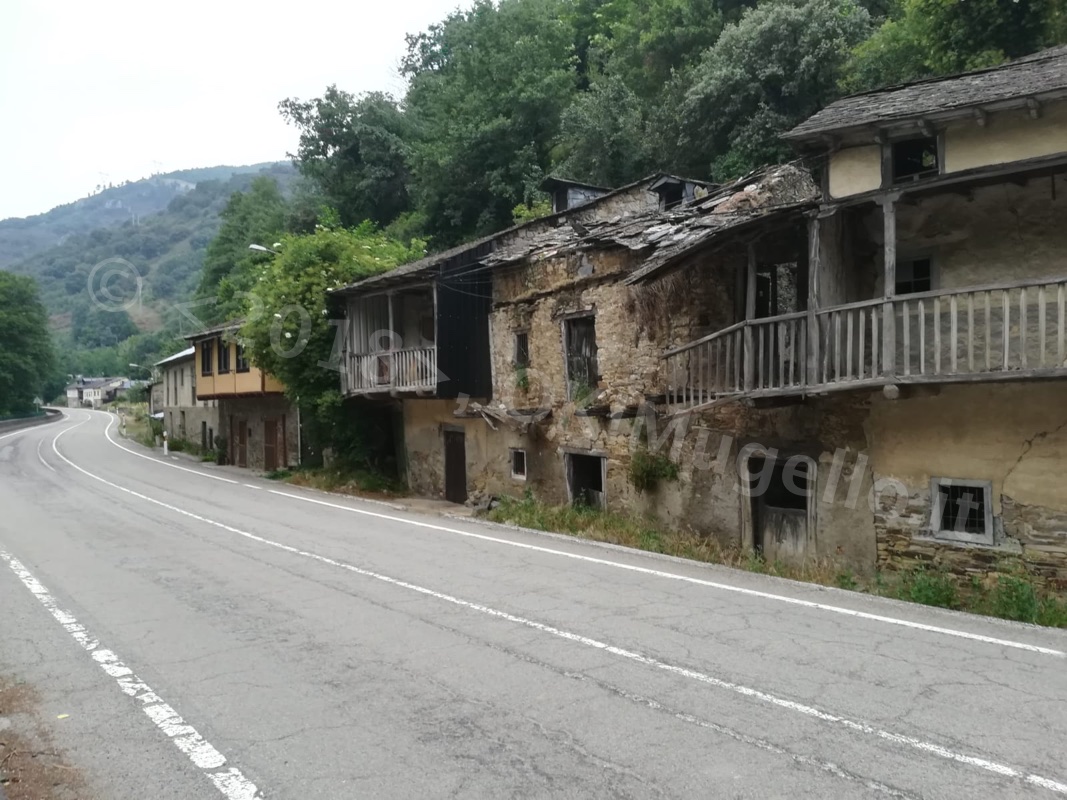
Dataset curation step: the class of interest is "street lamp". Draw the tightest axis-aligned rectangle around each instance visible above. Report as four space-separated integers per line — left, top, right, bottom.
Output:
249 243 280 255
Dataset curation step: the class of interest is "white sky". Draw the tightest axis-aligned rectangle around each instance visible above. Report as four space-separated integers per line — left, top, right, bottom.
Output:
0 0 462 220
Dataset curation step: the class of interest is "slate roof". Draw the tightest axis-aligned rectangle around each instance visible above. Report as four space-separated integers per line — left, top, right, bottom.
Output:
480 164 818 285
786 46 1067 142
333 173 675 295
182 319 245 341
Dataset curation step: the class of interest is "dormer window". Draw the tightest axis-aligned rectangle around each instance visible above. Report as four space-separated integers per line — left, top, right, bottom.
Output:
892 136 940 183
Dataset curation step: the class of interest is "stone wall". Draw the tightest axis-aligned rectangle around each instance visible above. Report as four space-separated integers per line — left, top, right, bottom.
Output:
218 396 299 471
868 381 1067 589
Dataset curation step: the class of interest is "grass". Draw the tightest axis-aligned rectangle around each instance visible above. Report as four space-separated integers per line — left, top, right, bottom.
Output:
283 465 406 498
485 492 1067 629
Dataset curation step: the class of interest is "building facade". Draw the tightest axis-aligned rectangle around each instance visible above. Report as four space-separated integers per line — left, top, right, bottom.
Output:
187 323 299 471
337 47 1067 591
154 347 220 451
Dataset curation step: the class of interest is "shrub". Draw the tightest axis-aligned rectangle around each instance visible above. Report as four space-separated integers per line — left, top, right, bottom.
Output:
894 566 960 609
987 575 1039 623
629 450 679 492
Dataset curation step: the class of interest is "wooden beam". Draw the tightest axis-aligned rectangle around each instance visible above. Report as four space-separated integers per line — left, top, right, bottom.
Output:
745 242 757 390
880 195 899 376
806 214 821 386
1027 98 1042 119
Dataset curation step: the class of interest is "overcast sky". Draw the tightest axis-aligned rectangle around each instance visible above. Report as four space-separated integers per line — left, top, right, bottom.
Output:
0 0 462 221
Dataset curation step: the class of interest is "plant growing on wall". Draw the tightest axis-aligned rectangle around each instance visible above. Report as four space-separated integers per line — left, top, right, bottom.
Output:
515 365 530 391
629 448 679 492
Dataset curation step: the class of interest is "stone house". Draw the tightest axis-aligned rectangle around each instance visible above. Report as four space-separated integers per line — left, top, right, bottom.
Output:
186 322 299 471
337 46 1067 590
335 174 708 503
154 347 220 451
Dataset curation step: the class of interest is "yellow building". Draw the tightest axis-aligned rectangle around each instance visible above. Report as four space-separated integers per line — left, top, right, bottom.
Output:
186 322 298 471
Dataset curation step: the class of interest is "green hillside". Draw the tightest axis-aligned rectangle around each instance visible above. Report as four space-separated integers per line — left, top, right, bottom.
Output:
0 163 282 270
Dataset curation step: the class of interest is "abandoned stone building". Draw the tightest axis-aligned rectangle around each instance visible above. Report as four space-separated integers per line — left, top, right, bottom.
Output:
339 47 1067 589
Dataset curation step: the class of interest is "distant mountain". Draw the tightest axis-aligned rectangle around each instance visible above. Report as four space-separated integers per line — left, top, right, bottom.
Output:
5 162 298 339
0 163 283 270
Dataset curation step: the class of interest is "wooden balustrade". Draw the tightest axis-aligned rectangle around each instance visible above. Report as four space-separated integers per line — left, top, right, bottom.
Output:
346 347 438 394
662 275 1067 414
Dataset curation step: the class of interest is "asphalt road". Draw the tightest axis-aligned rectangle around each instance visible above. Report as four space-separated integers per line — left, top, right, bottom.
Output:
1 409 1066 799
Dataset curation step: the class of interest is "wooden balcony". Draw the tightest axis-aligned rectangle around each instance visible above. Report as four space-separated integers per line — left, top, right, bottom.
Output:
664 275 1067 416
343 346 438 395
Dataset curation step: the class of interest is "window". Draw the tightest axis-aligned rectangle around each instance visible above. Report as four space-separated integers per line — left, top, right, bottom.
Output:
930 478 994 546
892 136 939 183
201 340 214 376
564 316 598 400
514 331 530 368
511 449 527 480
895 258 933 295
748 457 813 512
236 344 251 373
217 338 231 374
180 368 184 387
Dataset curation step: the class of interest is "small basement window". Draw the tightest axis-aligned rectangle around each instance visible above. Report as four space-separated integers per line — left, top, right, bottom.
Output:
895 258 933 295
514 331 530 368
931 478 994 546
892 137 939 183
511 449 527 480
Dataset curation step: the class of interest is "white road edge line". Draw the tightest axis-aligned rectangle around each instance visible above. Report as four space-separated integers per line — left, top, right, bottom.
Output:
99 411 239 484
51 424 1067 796
95 413 1066 659
36 438 56 473
0 550 261 800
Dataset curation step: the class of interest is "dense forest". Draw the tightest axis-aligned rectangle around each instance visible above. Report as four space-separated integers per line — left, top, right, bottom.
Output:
0 273 55 415
275 0 1067 248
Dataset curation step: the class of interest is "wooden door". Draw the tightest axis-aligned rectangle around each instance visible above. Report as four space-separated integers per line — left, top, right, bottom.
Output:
236 421 248 468
443 430 467 504
264 419 279 472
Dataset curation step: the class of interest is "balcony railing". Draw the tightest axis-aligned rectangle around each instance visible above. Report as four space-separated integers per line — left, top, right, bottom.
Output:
664 275 1067 415
344 346 438 395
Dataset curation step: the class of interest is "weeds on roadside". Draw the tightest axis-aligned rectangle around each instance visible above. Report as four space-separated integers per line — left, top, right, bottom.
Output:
484 493 1067 629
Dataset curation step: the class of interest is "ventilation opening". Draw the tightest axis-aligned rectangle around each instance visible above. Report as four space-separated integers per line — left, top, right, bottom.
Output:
568 453 604 509
938 484 986 535
511 449 527 480
514 331 530 368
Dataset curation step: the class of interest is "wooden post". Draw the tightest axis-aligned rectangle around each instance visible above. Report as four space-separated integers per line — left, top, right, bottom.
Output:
744 242 757 390
387 291 396 387
880 194 900 377
806 214 821 386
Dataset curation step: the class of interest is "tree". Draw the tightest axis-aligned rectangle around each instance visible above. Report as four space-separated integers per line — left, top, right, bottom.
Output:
0 272 55 415
403 0 579 245
239 224 424 461
196 177 288 322
554 75 653 186
843 0 1065 92
680 0 871 180
280 88 412 228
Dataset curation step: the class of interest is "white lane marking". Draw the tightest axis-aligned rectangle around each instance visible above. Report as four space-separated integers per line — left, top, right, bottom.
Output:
98 411 238 485
244 485 261 490
36 438 56 473
47 431 1067 795
0 550 261 800
267 489 1067 659
95 415 1066 659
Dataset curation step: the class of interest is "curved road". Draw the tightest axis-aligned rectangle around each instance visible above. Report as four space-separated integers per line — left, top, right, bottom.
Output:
0 410 1065 798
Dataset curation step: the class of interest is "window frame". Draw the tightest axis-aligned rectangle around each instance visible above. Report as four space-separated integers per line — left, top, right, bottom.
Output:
514 330 530 369
894 255 938 296
201 340 214 377
562 314 599 401
217 337 231 375
929 477 995 546
510 448 527 481
235 343 251 374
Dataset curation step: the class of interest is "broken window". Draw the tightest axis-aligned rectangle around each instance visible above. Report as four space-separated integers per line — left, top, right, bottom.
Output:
514 331 530 368
932 478 994 545
564 316 598 400
892 137 940 183
511 449 527 480
567 453 604 509
895 258 933 295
